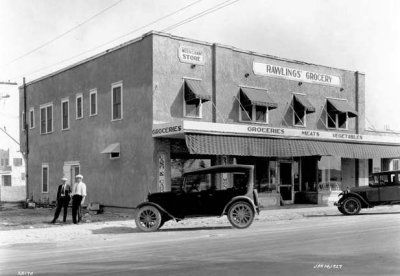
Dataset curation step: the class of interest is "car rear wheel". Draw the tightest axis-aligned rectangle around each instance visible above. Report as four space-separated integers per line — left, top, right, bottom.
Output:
135 205 162 232
228 201 254 229
342 197 361 215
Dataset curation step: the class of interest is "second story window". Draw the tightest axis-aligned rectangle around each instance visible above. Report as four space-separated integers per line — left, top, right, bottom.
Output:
112 82 123 121
90 89 97 116
238 87 277 124
76 93 83 119
292 94 316 127
183 79 211 118
40 103 53 134
61 98 69 130
326 98 358 130
29 108 35 129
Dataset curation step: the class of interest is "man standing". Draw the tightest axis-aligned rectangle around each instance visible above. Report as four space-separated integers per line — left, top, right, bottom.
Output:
71 174 87 224
51 177 71 223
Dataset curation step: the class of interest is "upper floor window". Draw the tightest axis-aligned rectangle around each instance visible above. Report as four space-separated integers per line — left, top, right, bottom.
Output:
76 93 83 119
111 82 123 121
29 108 35 129
40 103 53 134
13 158 23 166
61 98 69 130
326 99 357 130
90 89 97 116
183 79 211 118
238 87 277 124
292 94 316 127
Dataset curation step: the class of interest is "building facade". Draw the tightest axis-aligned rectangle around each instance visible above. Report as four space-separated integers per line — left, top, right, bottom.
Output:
20 32 400 207
0 148 26 202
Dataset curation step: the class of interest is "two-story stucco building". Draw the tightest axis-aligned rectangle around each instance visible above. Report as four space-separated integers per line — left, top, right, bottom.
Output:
20 31 400 208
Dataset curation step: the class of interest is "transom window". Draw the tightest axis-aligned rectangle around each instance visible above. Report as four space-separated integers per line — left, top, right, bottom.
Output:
40 103 53 134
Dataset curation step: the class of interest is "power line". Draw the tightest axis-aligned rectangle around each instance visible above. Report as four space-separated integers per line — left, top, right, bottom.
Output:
163 0 240 32
1 0 123 68
11 0 204 80
13 0 240 81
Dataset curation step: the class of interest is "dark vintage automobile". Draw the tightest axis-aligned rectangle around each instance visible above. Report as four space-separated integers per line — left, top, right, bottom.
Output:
335 170 400 215
135 165 260 232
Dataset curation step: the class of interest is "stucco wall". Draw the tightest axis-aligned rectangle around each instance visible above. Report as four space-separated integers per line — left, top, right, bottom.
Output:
20 35 154 207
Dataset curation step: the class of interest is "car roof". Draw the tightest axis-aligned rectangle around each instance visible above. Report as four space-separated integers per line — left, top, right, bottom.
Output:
371 170 400 175
183 165 254 176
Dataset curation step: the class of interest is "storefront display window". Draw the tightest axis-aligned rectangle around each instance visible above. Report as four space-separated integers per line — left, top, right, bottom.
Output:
171 158 210 191
318 157 342 191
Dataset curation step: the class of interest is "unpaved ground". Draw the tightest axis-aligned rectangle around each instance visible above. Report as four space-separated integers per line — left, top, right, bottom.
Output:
0 202 135 231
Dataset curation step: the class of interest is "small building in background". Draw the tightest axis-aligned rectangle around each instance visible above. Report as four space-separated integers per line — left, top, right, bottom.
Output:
0 147 26 202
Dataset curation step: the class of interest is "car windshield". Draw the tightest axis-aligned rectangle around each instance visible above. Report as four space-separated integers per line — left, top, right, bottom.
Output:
184 172 249 193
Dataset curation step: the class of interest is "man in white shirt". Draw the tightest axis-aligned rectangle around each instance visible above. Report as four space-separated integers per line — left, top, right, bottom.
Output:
71 174 87 224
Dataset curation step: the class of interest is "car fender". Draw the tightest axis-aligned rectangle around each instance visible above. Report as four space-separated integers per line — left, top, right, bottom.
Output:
222 196 258 216
136 202 177 220
338 192 372 208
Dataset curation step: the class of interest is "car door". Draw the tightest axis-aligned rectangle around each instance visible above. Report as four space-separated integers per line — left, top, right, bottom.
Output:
379 173 400 202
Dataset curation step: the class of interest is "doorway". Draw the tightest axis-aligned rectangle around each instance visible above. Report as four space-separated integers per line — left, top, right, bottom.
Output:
279 161 293 204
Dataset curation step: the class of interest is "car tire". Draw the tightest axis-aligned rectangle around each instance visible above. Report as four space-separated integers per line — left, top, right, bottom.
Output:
337 206 346 215
227 201 255 229
135 205 162 232
341 197 362 215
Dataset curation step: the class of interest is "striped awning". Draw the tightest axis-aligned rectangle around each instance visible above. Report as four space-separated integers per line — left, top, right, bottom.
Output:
240 87 278 109
293 94 316 113
327 99 358 118
184 79 211 103
185 133 400 159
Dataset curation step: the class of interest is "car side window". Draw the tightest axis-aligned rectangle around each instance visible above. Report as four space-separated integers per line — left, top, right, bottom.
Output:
185 174 211 193
380 174 389 185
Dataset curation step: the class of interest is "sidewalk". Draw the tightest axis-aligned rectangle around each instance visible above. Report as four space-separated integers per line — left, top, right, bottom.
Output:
1 203 399 246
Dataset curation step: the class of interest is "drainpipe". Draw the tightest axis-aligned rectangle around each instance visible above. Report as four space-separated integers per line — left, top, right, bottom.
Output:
23 77 29 200
212 43 217 123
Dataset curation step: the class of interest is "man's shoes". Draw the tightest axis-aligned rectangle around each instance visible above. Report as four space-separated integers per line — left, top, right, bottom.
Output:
50 220 56 224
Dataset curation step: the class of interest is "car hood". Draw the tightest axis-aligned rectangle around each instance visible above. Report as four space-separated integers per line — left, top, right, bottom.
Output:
147 191 176 202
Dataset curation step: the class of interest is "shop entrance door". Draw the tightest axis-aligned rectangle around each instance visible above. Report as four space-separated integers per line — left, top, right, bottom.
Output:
279 162 293 204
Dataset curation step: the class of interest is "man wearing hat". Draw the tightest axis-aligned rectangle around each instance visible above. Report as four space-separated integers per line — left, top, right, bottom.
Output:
51 177 72 223
71 174 87 224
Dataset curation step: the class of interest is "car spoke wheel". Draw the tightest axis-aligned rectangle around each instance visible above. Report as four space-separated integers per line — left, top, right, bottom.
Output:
135 206 162 232
228 201 254 229
342 197 361 215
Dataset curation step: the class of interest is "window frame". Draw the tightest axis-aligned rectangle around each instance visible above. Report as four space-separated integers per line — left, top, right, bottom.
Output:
29 107 35 129
41 163 49 193
326 112 348 130
61 98 70 131
238 93 269 124
111 81 123 121
292 95 307 127
182 78 204 119
40 103 54 134
2 175 11 187
76 93 83 120
89 89 98 117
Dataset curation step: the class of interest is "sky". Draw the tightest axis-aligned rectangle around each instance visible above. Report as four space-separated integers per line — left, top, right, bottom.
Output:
0 0 399 148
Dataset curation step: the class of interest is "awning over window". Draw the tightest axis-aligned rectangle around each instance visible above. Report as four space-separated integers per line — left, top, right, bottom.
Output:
101 143 120 154
184 79 211 103
240 87 278 109
293 94 316 113
327 99 358 117
185 134 400 159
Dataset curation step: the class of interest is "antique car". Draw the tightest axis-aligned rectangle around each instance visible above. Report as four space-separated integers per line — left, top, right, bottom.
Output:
335 170 400 215
135 165 260 232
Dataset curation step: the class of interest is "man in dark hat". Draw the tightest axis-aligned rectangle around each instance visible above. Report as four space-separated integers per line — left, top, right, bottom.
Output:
51 177 72 223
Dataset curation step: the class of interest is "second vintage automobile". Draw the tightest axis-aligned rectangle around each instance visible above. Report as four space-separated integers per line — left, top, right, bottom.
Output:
335 170 400 215
135 165 260 232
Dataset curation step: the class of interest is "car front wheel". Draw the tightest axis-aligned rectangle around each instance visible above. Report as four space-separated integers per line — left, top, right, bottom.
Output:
341 197 361 215
228 201 255 229
135 205 162 232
